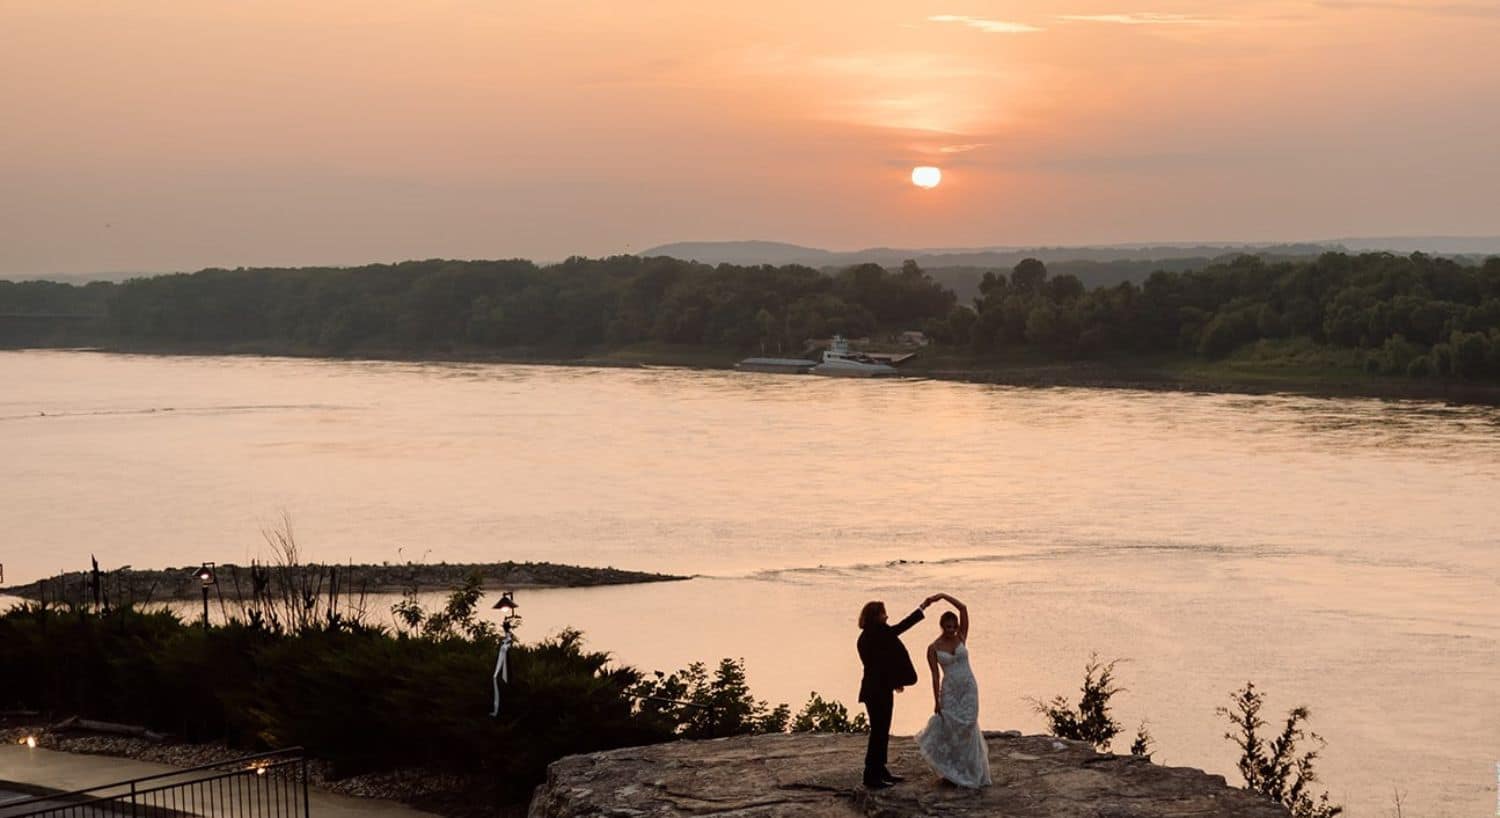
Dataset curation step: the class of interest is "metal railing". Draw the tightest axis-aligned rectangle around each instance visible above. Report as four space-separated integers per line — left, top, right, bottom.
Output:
0 748 308 818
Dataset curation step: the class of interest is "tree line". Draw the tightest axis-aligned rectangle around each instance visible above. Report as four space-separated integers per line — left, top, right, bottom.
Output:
0 257 950 354
945 251 1500 379
3 251 1499 379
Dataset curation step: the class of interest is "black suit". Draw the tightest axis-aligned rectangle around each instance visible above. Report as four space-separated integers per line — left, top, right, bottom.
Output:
856 607 923 783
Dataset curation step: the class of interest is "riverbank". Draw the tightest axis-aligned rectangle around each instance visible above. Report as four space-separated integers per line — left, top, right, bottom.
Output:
0 561 688 603
19 338 1500 406
907 352 1500 405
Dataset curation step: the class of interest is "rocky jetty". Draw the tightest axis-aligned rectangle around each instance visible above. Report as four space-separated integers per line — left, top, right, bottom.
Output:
528 731 1288 818
2 561 687 603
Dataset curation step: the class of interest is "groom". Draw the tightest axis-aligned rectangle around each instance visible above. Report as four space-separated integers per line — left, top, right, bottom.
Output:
856 595 938 789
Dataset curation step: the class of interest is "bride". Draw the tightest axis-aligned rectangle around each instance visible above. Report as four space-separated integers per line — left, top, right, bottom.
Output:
914 593 992 788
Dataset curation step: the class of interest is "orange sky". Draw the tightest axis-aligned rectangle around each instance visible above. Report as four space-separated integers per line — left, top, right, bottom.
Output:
2 0 1498 274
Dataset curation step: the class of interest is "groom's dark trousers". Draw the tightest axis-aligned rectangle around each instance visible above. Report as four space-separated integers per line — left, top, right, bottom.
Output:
862 690 894 778
857 607 924 784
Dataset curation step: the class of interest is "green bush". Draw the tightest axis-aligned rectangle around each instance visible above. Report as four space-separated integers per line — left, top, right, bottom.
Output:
0 600 869 807
0 604 664 805
1199 308 1260 359
1219 682 1342 818
1450 329 1493 378
1031 654 1150 758
1431 342 1454 375
1371 334 1425 375
629 657 790 738
791 692 869 733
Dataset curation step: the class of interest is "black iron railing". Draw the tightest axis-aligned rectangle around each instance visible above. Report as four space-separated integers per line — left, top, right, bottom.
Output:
0 748 308 818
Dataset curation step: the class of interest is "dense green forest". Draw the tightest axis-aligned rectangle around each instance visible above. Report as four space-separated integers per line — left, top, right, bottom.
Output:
958 252 1500 378
4 251 1500 379
924 253 1325 302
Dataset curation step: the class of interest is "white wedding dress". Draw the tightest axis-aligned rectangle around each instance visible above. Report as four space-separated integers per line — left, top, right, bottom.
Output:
914 642 992 787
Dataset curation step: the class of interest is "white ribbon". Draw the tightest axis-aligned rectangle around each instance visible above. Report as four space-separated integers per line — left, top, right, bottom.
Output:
490 632 512 717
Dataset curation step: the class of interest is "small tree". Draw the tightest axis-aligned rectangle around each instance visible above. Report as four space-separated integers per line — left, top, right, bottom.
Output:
1218 682 1342 818
1011 258 1048 293
390 572 498 641
1032 654 1150 756
792 692 869 733
631 657 789 738
1129 721 1154 761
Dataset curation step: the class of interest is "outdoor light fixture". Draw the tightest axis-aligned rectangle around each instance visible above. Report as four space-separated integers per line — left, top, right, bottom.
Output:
492 590 518 619
193 563 217 586
190 562 217 630
23 736 37 748
490 590 519 717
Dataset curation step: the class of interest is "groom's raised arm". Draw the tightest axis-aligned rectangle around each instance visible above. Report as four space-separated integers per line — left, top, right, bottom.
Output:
890 607 925 636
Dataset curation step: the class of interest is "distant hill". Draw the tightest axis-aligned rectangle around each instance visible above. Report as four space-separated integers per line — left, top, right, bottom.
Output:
0 271 153 284
639 240 1336 269
640 238 1500 301
641 242 1334 301
639 241 838 266
640 237 1500 269
1331 236 1500 255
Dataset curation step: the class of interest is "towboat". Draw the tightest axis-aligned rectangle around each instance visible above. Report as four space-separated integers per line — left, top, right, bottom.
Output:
812 336 899 377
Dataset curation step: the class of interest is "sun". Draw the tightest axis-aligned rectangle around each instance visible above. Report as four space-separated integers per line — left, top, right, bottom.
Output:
911 166 942 189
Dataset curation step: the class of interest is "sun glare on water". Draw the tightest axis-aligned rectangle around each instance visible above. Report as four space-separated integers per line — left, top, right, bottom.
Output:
911 166 942 189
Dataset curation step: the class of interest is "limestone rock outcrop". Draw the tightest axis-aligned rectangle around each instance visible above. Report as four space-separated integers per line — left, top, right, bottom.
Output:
528 731 1288 817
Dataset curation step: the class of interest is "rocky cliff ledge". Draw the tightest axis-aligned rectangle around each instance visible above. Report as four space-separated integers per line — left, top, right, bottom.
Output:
528 731 1288 817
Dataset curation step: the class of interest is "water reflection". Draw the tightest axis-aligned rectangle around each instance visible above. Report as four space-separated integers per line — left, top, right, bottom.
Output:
1 349 1498 818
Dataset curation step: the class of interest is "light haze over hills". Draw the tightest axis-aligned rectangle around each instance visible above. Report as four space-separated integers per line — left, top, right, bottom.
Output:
4 236 1498 285
640 237 1500 269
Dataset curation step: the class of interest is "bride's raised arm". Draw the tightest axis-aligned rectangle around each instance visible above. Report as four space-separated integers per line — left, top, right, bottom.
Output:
939 593 969 642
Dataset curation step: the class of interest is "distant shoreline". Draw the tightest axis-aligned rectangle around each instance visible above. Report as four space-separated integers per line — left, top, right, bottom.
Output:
911 360 1500 405
0 561 689 603
14 339 1500 407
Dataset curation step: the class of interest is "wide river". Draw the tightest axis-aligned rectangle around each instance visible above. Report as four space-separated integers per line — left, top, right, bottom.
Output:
2 350 1497 816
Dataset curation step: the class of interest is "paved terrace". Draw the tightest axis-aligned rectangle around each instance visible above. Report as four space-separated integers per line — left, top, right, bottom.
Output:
0 746 440 818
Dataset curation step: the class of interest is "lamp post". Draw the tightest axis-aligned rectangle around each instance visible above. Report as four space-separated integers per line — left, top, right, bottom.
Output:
493 590 519 631
192 562 217 631
490 591 519 716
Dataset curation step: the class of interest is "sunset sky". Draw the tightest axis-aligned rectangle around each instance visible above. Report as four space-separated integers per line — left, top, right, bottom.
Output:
3 0 1499 275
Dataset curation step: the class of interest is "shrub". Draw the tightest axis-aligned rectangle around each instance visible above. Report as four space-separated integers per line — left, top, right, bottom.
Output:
0 603 665 806
1372 334 1424 375
1199 308 1260 359
1031 654 1150 757
1450 330 1492 378
629 657 790 738
792 692 869 733
1431 342 1454 376
1218 682 1342 818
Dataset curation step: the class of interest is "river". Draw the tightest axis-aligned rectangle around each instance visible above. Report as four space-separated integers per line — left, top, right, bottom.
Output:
1 349 1497 816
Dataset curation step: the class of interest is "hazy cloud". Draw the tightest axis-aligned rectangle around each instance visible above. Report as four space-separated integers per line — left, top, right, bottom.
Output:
928 14 1045 33
1315 1 1500 17
1058 12 1222 25
939 143 989 153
